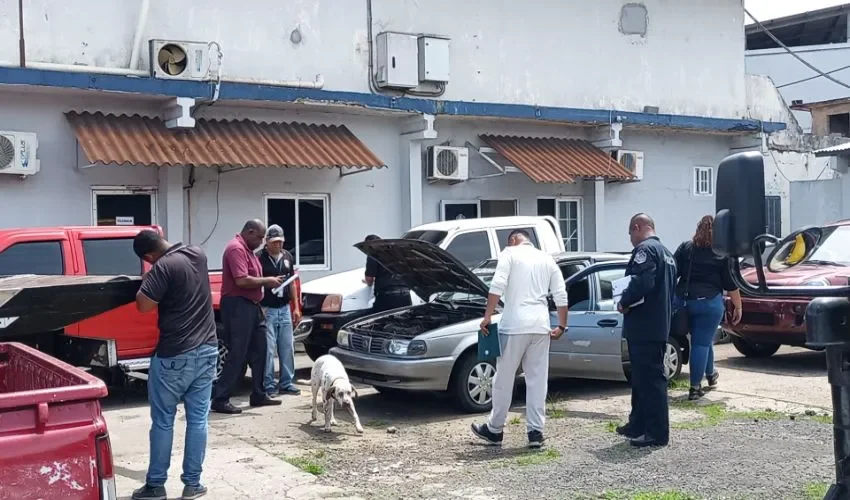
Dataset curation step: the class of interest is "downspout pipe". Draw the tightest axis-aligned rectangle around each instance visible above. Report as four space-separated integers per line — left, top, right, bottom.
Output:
18 0 25 67
128 0 151 70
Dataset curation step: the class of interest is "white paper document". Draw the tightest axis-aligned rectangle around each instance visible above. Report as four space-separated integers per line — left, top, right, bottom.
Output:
272 274 298 298
612 275 644 308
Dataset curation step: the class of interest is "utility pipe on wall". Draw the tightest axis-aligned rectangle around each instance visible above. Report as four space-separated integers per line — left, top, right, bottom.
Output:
128 0 151 70
17 0 25 67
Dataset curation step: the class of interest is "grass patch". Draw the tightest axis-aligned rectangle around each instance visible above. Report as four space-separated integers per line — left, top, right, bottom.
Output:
667 375 690 391
509 416 521 425
604 421 619 433
282 450 327 476
811 413 833 425
364 419 390 428
588 490 699 500
546 406 567 419
514 448 561 467
669 401 829 430
802 482 830 500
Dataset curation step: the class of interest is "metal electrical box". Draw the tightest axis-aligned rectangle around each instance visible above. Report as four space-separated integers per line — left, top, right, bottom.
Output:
375 32 419 89
417 35 450 83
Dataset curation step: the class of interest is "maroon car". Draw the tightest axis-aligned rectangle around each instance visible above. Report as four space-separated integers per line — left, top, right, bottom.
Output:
724 220 850 358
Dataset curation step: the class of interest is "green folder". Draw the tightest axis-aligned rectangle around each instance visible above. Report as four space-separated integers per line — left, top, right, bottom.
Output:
478 323 501 361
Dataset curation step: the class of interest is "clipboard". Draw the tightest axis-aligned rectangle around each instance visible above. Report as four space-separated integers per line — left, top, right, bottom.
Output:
478 323 501 361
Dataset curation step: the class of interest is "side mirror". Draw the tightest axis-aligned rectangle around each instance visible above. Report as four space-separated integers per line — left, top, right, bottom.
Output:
713 152 767 258
766 226 823 272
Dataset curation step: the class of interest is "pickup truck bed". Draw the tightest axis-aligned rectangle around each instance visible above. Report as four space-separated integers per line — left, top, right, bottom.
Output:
0 341 116 500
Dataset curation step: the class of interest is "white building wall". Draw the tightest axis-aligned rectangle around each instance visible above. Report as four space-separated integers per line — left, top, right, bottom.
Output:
0 0 747 118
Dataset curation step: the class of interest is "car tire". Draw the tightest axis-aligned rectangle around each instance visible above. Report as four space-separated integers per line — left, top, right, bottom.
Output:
304 344 330 362
450 352 496 414
731 336 780 358
664 337 684 381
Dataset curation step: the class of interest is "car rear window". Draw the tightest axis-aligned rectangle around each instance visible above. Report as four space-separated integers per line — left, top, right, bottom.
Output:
82 238 144 276
401 230 448 245
0 241 64 276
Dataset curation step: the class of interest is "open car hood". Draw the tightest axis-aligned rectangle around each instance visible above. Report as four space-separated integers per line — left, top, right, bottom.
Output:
354 239 490 301
0 275 142 338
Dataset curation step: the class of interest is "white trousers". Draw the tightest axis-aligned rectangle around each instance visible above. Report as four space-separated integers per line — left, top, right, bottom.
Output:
487 333 550 433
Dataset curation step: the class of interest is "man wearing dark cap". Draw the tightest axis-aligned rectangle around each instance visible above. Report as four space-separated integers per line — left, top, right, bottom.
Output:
212 219 283 414
363 234 412 313
259 224 302 396
130 230 217 500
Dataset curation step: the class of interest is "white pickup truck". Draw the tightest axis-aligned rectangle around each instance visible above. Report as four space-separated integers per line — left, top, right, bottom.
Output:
300 216 565 360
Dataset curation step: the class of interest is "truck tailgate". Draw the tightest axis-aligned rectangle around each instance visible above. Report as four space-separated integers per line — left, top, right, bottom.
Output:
0 342 110 500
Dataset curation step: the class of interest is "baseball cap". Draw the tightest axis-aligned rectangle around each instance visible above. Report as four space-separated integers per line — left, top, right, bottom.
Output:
266 224 285 242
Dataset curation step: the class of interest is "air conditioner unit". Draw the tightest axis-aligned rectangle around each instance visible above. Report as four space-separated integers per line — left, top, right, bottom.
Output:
427 146 469 182
149 40 212 80
0 132 39 176
614 149 644 180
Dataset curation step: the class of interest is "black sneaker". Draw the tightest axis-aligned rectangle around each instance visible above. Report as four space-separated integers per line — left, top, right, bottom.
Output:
688 386 705 401
278 386 302 396
250 395 283 407
470 423 503 445
616 423 641 439
210 402 243 414
181 484 208 500
706 371 719 390
132 484 167 500
528 430 545 449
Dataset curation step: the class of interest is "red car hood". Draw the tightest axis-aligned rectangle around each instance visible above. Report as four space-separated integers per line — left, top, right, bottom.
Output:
741 265 850 286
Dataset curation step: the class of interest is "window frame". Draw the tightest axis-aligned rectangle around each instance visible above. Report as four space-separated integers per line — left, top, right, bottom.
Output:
765 195 782 237
693 167 714 196
480 198 519 218
536 196 583 252
91 186 158 226
264 193 331 271
439 198 519 221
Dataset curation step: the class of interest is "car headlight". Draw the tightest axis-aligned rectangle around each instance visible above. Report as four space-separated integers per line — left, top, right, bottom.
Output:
803 278 830 286
384 339 427 356
321 294 343 313
337 329 350 348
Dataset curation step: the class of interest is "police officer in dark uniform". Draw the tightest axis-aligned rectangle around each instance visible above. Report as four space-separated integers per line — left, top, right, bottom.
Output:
363 234 412 313
616 213 677 448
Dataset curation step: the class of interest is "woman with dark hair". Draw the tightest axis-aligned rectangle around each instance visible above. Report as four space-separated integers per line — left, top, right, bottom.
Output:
673 215 743 400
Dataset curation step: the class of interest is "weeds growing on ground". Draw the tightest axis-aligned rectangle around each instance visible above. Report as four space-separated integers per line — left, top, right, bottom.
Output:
509 416 521 425
668 400 830 430
802 481 830 500
514 448 560 466
578 490 699 500
667 375 691 391
282 450 327 476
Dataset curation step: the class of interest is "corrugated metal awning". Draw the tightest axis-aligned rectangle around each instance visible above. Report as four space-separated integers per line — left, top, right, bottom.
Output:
814 141 850 157
66 111 387 170
479 135 634 183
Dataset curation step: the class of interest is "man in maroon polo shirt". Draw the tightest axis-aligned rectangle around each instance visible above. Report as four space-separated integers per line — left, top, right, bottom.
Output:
211 219 283 414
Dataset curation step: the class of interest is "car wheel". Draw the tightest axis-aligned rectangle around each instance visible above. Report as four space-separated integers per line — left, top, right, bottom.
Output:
664 337 684 381
731 336 780 358
304 343 330 362
451 353 496 413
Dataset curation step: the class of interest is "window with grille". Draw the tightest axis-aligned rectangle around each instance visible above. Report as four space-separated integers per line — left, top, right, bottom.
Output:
694 167 714 196
765 195 782 237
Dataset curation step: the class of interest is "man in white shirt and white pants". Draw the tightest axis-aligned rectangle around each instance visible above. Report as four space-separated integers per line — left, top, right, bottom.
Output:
472 229 569 449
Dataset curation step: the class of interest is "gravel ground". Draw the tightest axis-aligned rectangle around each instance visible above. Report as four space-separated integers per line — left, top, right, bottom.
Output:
284 395 833 500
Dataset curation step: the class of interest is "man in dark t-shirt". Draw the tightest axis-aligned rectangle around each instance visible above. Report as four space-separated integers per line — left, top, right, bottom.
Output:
130 229 218 500
363 234 412 313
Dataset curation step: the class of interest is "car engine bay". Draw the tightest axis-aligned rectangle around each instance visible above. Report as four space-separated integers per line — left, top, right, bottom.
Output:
348 302 481 339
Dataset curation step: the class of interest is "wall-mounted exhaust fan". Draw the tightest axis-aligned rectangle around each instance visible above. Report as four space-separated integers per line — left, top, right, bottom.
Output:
157 43 188 76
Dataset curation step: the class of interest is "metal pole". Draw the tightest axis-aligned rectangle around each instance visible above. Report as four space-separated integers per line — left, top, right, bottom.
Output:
18 0 25 67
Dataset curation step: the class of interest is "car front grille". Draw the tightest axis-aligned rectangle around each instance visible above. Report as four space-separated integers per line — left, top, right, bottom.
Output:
349 333 385 355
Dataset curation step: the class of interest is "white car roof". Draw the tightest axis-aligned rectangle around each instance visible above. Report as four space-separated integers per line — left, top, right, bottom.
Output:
410 216 552 233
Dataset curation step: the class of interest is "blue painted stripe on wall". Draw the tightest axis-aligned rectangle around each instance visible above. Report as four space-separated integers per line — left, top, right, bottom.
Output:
0 66 785 133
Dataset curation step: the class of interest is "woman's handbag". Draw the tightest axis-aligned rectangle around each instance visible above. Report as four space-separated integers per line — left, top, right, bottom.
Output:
670 245 694 337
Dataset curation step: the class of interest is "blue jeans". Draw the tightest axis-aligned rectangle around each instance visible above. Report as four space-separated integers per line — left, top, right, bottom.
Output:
686 294 725 387
146 343 218 488
264 306 296 393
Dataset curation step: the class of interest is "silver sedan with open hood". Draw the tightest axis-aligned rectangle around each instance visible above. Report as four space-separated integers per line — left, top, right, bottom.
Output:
330 239 690 413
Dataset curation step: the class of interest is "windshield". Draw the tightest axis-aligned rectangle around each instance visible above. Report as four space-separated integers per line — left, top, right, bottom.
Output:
401 230 448 245
806 225 850 265
435 259 496 305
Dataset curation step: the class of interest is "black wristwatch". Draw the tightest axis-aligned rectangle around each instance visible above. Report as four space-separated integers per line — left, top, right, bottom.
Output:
556 325 567 333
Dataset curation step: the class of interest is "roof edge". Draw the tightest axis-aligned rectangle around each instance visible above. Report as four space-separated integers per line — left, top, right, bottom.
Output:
0 66 785 134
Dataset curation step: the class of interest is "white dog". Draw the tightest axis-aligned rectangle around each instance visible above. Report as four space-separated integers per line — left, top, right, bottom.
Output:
310 354 363 434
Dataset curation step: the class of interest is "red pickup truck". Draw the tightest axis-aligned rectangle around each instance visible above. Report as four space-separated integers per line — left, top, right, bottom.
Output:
0 225 309 382
0 341 116 500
